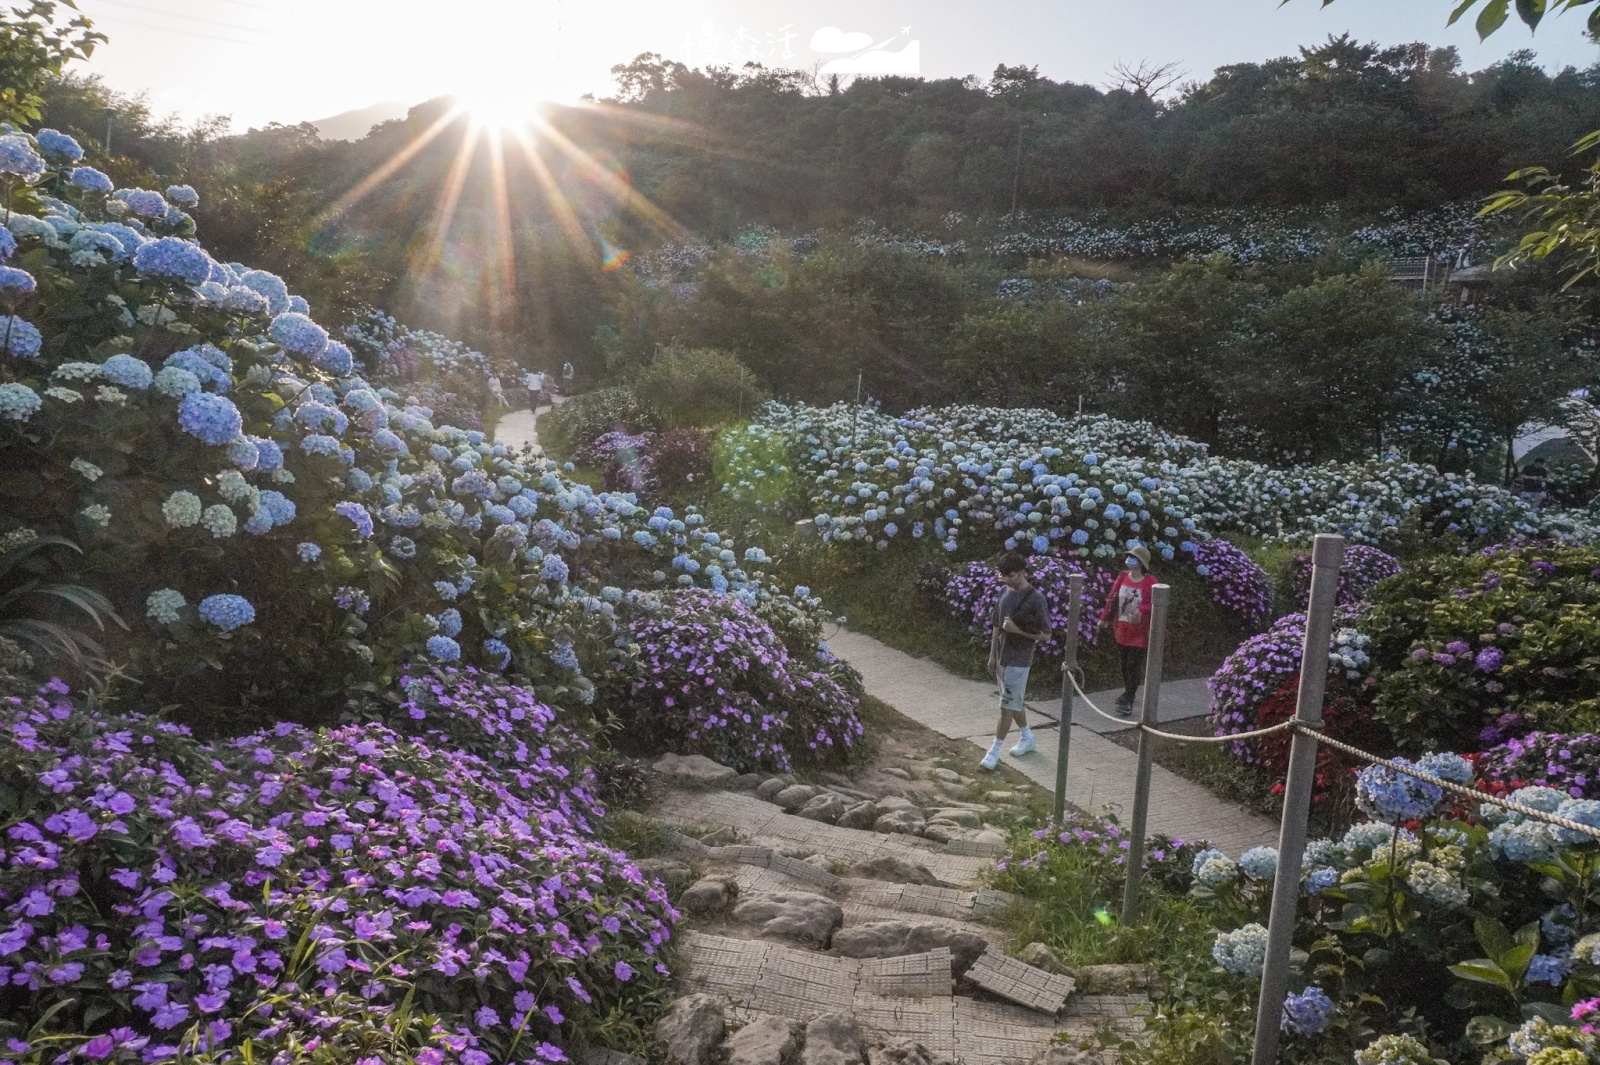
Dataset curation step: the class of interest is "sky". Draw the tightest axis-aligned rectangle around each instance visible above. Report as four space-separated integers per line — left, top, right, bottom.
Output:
72 0 1600 132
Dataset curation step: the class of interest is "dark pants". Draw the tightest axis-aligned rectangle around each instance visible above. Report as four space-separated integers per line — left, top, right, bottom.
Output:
1119 643 1147 698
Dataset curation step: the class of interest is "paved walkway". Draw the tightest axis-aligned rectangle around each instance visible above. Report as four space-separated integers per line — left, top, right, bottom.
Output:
494 396 567 455
828 630 1277 854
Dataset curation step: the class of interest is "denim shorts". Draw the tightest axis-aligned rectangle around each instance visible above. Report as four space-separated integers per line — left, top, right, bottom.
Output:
1000 666 1030 712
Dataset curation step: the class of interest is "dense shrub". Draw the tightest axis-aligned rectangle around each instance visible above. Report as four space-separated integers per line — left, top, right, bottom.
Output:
344 309 506 432
604 587 863 771
631 347 766 429
575 430 658 497
0 674 677 1063
649 428 715 501
0 129 846 740
1361 544 1600 752
1477 730 1600 800
540 387 652 460
1191 538 1273 627
1288 543 1403 608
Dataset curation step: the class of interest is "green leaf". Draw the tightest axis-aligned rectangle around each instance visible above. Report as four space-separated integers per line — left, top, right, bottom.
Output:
1516 0 1547 27
1465 1015 1517 1044
1448 0 1482 24
1524 1001 1574 1024
1477 915 1516 960
1477 0 1512 35
1514 920 1543 956
1591 4 1600 37
1451 959 1513 991
1502 943 1537 981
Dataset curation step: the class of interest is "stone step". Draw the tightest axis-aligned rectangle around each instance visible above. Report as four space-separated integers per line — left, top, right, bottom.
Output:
964 947 1076 1016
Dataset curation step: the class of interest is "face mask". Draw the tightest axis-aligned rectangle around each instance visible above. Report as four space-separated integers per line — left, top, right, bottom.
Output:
1125 557 1140 569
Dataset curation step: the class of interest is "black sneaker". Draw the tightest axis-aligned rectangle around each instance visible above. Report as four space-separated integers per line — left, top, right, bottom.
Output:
1115 693 1134 716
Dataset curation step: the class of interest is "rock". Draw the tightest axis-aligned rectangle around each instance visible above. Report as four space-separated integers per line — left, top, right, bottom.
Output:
873 809 925 835
654 994 726 1065
875 795 920 813
848 856 941 886
972 828 1007 847
821 771 855 788
987 790 1017 802
636 858 693 889
700 826 738 848
1017 942 1067 975
1072 963 1157 994
832 920 989 976
931 768 963 784
773 784 819 812
868 1039 939 1065
1027 1047 1100 1065
578 1050 648 1065
723 1017 799 1065
653 753 738 786
730 891 843 946
881 767 912 781
920 823 958 844
839 801 881 829
732 773 764 790
927 808 980 827
757 778 789 801
938 782 970 801
680 876 737 917
797 793 848 824
803 853 836 872
826 785 877 803
801 1014 866 1065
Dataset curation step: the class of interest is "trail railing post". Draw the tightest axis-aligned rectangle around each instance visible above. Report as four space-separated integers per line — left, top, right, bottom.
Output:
1053 573 1084 825
1119 582 1169 924
1251 534 1345 1065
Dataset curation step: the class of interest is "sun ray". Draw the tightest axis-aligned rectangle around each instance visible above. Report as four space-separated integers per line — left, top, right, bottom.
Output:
418 121 482 279
316 107 461 224
504 121 600 266
483 128 516 342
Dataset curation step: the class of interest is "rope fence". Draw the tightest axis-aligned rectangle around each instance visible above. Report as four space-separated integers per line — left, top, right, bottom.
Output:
1042 535 1600 1065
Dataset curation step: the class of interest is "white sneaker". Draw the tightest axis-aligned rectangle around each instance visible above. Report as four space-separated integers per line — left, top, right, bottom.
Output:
1009 733 1036 756
979 746 1001 770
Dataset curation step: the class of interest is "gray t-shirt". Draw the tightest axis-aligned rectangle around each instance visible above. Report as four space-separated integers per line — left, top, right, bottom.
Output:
995 585 1051 667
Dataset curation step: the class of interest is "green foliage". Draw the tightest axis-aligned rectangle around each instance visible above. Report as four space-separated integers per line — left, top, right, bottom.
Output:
1360 545 1600 750
1303 0 1600 40
0 2 102 127
631 346 767 428
1487 131 1600 290
0 530 123 677
539 387 654 459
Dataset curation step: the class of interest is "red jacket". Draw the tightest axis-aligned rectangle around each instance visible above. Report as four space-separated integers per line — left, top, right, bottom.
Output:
1101 572 1157 648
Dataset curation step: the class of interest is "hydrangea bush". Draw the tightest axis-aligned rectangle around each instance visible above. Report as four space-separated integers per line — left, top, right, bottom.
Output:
0 674 677 1063
0 125 850 751
1207 612 1372 754
1288 543 1403 609
344 309 504 431
1190 538 1273 627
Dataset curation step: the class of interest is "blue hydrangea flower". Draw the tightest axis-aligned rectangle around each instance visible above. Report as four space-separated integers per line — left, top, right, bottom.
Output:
1 315 42 357
1525 954 1571 986
438 608 462 637
164 184 199 206
314 339 352 375
0 135 45 180
1281 986 1333 1035
1239 846 1277 880
133 236 214 284
1355 760 1441 823
269 312 329 357
197 593 255 631
35 128 84 162
1212 923 1268 978
288 294 309 314
0 382 42 421
238 269 290 314
334 501 374 538
121 189 168 217
68 166 114 193
1305 867 1340 895
177 392 242 446
0 227 14 260
483 638 512 669
1550 799 1600 845
0 265 35 294
99 354 152 389
152 367 201 397
296 542 321 562
1416 752 1473 785
301 433 340 456
541 555 570 583
426 635 461 662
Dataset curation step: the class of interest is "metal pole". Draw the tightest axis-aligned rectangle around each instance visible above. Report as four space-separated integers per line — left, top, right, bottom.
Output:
1251 534 1345 1065
1119 582 1169 924
1053 573 1084 824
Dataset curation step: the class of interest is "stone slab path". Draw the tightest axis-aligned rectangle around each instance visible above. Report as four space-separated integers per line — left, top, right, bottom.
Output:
493 396 567 455
828 630 1277 854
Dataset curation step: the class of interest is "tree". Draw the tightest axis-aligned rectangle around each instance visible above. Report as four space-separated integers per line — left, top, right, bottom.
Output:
0 0 102 126
1299 0 1600 38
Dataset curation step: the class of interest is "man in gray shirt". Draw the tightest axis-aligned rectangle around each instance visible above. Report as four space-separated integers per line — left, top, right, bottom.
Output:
982 552 1052 769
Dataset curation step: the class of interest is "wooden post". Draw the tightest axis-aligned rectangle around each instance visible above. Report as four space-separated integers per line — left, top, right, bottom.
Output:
1119 583 1169 924
1251 535 1344 1065
1053 573 1084 824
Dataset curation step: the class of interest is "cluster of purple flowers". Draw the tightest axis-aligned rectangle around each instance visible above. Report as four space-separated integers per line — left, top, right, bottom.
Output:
1208 613 1313 755
1191 538 1273 627
1291 544 1402 608
575 430 660 498
1478 732 1600 800
0 676 677 1064
940 554 1112 657
609 588 864 770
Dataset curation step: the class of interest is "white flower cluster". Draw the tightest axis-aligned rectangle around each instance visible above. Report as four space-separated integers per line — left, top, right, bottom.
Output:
726 402 1596 553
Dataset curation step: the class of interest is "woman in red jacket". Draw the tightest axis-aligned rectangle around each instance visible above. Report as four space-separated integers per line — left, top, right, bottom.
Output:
1099 545 1157 716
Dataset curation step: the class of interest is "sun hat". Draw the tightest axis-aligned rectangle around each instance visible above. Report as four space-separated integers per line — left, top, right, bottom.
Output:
1127 545 1152 569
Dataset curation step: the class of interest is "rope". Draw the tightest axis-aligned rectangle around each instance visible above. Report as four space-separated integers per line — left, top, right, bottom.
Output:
1301 726 1600 842
1064 672 1296 743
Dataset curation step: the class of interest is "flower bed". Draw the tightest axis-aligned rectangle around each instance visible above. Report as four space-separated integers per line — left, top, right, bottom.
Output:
1288 543 1403 608
344 309 503 430
937 554 1113 659
1191 538 1273 627
0 673 677 1063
